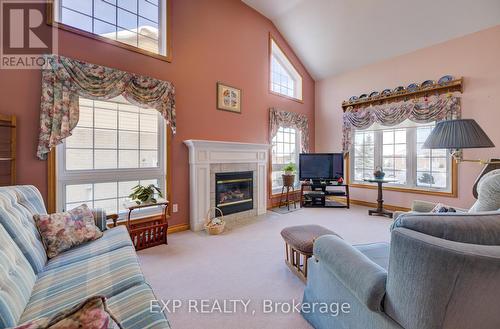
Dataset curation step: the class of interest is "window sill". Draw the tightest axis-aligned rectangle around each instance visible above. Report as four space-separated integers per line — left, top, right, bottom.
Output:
349 182 457 198
269 90 304 103
47 21 172 62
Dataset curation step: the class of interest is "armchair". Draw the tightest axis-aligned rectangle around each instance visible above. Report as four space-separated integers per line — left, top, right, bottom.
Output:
302 170 500 329
303 210 500 329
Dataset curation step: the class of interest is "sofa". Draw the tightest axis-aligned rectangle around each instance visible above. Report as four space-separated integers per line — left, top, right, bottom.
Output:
392 199 468 220
302 170 500 329
0 185 170 328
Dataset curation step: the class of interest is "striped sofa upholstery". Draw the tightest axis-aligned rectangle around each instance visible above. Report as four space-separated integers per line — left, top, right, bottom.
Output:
0 186 48 273
20 246 145 322
0 185 170 329
107 283 171 329
44 225 133 271
0 224 36 328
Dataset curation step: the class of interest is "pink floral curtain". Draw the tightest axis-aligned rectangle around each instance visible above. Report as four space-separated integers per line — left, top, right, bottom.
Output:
36 54 176 160
343 95 461 154
270 108 310 152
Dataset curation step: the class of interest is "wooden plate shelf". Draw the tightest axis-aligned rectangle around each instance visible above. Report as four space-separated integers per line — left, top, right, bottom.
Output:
342 78 463 112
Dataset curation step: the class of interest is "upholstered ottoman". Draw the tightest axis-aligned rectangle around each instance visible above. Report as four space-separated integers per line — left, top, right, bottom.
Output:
280 225 341 282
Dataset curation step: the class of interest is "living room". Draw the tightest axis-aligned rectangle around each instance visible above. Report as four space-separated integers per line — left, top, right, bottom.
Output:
0 0 499 328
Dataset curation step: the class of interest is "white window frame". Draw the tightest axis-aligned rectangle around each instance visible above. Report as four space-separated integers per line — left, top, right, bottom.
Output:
56 97 166 219
350 122 453 193
271 127 301 194
52 0 169 57
270 38 303 101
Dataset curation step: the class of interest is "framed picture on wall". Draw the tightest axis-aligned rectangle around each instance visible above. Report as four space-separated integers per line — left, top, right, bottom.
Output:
217 82 242 113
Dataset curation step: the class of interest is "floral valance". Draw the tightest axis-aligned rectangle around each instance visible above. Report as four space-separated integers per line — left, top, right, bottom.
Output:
36 54 176 160
343 95 461 154
270 108 310 152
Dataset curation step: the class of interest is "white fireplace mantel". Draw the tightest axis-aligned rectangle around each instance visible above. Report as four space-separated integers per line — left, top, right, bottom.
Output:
184 140 270 231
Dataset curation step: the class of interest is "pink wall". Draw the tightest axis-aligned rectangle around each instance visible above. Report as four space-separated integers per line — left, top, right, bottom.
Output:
315 25 500 209
0 0 315 226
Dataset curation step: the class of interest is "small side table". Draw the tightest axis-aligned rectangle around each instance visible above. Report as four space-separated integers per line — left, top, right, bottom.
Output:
363 179 395 218
123 199 169 250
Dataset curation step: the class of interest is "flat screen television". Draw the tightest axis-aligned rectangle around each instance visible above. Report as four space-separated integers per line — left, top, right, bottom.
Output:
299 153 344 181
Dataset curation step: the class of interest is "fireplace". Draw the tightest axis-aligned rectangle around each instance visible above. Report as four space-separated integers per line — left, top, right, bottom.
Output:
215 171 254 215
184 140 269 231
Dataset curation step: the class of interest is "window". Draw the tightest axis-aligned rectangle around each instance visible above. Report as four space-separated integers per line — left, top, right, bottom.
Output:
270 38 303 101
271 127 300 193
382 129 407 185
52 0 169 58
416 126 450 189
353 130 375 181
56 96 166 217
351 120 452 192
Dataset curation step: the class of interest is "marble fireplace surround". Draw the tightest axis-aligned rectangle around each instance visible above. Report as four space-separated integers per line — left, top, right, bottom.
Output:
184 140 270 231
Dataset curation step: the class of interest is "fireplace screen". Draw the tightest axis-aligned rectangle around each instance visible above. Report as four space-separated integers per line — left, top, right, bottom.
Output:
215 171 253 215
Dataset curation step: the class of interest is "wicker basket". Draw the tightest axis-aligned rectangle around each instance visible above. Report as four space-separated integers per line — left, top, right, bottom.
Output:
282 174 295 187
204 207 225 235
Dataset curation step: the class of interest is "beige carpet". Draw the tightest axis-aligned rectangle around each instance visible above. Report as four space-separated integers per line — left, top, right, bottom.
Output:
138 206 393 329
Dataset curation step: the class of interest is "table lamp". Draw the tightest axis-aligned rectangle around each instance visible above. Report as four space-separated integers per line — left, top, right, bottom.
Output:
423 119 500 164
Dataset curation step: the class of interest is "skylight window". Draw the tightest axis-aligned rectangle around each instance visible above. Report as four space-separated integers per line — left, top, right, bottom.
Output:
270 38 303 101
51 0 169 59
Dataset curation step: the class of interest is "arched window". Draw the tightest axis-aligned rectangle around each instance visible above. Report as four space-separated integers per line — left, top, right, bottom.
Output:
270 37 303 101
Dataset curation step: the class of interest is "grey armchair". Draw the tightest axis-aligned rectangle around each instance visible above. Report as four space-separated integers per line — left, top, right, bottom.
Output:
302 210 500 329
302 170 500 329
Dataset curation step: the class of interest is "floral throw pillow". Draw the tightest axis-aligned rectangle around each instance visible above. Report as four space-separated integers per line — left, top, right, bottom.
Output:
10 296 122 329
34 204 103 258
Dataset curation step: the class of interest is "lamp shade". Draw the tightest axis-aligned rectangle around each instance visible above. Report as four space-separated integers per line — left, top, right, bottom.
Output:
423 119 495 149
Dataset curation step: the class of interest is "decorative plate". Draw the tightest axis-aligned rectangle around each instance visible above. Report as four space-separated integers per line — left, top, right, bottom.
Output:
381 89 392 96
369 91 380 98
438 75 454 85
393 86 405 93
349 96 358 102
358 94 368 99
421 80 435 88
406 83 420 92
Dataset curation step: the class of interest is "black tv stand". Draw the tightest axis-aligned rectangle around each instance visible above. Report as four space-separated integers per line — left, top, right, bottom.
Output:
300 181 350 208
311 179 322 185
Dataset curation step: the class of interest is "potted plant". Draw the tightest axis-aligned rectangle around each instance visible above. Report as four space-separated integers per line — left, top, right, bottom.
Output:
129 184 164 205
282 163 296 187
283 162 296 175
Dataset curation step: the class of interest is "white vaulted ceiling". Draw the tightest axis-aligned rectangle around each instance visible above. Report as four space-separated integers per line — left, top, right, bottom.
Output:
242 0 500 80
